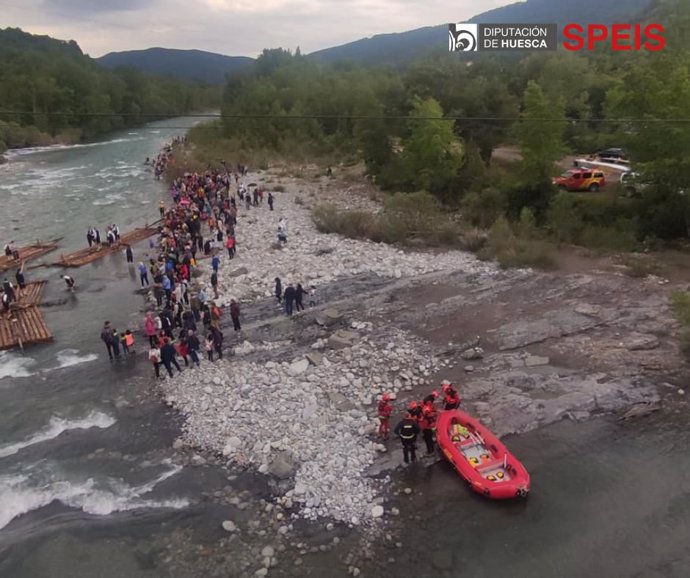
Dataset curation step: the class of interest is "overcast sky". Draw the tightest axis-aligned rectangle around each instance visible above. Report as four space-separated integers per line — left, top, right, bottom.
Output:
3 0 509 57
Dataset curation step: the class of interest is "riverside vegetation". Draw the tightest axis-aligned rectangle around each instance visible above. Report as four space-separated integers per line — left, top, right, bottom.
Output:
175 0 690 267
0 27 220 152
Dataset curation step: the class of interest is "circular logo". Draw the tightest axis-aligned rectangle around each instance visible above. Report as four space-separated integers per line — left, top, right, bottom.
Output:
454 30 477 51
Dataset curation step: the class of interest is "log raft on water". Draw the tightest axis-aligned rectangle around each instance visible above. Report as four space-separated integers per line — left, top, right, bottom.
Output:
53 224 160 268
0 305 53 351
0 240 60 272
15 281 47 308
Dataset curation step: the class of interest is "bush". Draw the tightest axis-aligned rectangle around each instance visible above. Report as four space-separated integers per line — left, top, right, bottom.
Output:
478 216 555 269
579 223 638 252
619 254 660 278
547 191 580 243
671 292 690 358
312 193 463 247
516 207 538 239
312 204 381 240
460 187 505 229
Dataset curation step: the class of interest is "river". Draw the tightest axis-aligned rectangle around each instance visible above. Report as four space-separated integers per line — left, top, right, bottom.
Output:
0 118 689 578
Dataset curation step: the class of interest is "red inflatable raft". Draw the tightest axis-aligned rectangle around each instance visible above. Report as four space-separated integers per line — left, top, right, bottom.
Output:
436 409 530 499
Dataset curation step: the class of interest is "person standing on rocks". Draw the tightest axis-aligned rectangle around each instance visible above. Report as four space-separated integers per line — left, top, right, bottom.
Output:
283 283 296 316
268 192 274 211
308 284 317 308
377 393 393 440
204 333 214 361
186 330 201 367
394 412 420 464
211 254 220 274
211 271 219 299
295 283 306 312
125 244 133 264
420 402 438 455
144 313 157 347
138 262 149 287
210 325 224 360
274 278 282 305
442 382 461 410
148 344 162 378
100 321 115 361
160 337 183 377
230 299 241 331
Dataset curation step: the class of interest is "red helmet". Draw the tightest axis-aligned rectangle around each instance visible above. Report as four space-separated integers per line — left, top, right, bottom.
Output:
409 401 418 410
382 393 391 401
431 390 439 398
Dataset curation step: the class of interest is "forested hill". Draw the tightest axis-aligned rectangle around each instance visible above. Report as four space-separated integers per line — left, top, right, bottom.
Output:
96 48 254 84
0 28 220 153
307 0 657 66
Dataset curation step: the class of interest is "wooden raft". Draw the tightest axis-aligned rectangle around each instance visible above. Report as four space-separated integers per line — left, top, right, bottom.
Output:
53 225 159 268
0 242 59 273
0 306 52 351
15 281 47 308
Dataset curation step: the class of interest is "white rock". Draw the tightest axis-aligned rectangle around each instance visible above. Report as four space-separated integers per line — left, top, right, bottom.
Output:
371 505 384 518
222 520 237 532
261 546 275 558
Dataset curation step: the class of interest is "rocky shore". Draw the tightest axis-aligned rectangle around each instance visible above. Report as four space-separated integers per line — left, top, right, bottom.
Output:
160 166 684 533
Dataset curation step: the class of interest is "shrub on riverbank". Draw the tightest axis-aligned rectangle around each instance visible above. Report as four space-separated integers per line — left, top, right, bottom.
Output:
671 291 690 356
312 191 464 247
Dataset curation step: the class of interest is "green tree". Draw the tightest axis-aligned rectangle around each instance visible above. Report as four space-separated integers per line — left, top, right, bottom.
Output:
401 96 463 202
514 80 566 181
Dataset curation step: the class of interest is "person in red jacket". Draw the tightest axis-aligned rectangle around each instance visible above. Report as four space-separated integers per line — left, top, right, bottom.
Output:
377 393 393 439
408 401 423 423
442 381 461 410
420 403 438 454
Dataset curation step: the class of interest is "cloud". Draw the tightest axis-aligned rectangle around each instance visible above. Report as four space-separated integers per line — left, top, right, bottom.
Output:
6 0 511 57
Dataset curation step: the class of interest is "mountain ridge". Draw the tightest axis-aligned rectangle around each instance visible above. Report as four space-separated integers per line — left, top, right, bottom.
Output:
92 0 659 81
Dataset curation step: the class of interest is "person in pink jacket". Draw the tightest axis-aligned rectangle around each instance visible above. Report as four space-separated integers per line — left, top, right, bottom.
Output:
144 312 157 347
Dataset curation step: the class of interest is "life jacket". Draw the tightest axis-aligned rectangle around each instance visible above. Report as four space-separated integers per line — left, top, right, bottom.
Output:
444 387 460 407
125 334 134 347
378 401 392 419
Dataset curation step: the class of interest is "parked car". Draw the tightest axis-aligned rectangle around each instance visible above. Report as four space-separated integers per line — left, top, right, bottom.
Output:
596 147 627 160
553 169 606 192
619 171 647 197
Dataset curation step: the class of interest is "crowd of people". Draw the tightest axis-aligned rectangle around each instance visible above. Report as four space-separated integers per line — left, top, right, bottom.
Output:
98 140 318 382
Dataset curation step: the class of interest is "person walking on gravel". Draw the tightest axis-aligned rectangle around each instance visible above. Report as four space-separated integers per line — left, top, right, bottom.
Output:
230 299 241 331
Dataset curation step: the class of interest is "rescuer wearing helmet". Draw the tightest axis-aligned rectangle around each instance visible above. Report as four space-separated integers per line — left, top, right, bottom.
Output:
442 381 461 410
408 400 423 423
420 402 438 454
377 393 394 440
394 412 420 464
